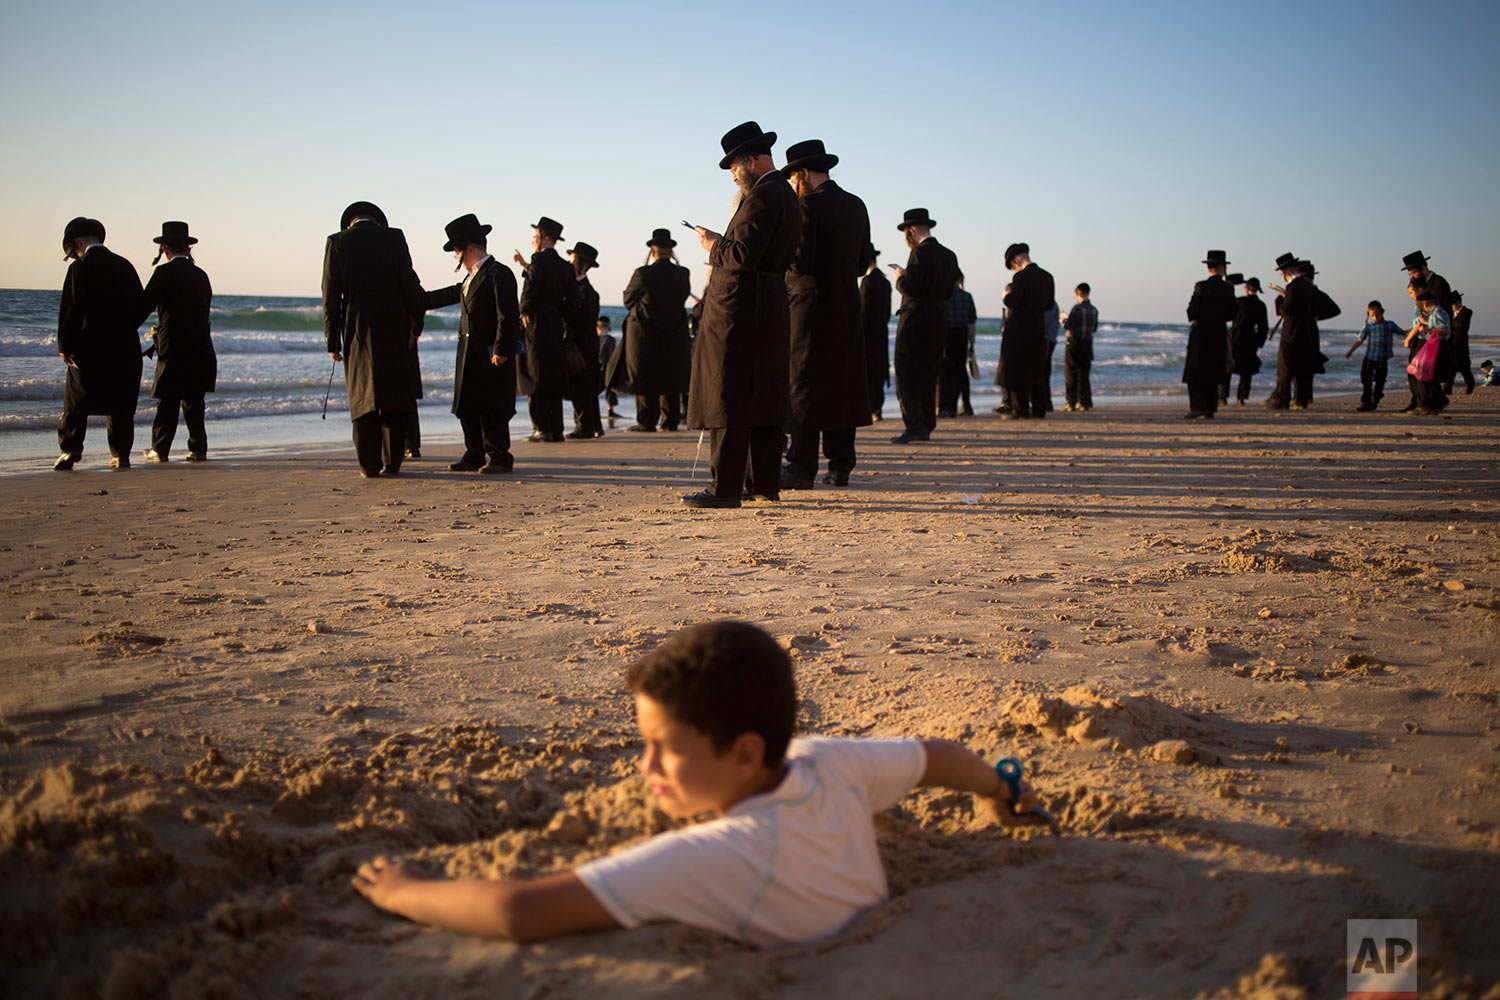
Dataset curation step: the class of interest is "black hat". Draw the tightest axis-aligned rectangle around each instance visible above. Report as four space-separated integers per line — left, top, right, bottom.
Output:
153 221 197 246
442 213 491 252
1004 242 1030 268
341 201 387 230
62 217 105 250
897 208 936 232
1401 250 1430 271
1202 250 1229 266
647 227 677 248
718 121 777 169
1226 272 1244 285
1299 260 1316 276
568 242 599 267
1451 289 1463 301
532 216 564 240
1245 277 1262 291
1273 252 1299 272
780 139 839 174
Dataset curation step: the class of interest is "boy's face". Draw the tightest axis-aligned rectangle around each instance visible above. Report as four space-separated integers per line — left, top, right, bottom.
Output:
635 694 747 819
1368 308 1381 323
1074 290 1085 303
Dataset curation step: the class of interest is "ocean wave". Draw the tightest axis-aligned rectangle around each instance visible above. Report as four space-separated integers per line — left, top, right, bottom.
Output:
1105 351 1184 367
211 304 461 333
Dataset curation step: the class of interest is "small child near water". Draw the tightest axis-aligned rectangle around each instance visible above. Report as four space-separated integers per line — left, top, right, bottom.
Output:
353 620 1045 946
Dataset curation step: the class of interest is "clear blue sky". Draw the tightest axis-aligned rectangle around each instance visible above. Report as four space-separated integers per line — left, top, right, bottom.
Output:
2 0 1496 324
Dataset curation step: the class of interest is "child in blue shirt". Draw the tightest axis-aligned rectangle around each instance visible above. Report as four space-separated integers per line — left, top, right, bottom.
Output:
1345 300 1402 411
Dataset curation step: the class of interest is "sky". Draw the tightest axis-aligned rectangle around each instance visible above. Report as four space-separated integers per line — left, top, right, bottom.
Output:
1 0 1497 324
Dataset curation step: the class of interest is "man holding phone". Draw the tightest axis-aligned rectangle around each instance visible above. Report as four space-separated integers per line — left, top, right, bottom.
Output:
889 208 959 442
684 121 802 508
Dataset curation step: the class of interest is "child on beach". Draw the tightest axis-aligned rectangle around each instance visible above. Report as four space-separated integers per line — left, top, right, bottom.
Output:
1345 300 1402 411
1404 286 1452 415
1481 359 1499 387
353 620 1044 947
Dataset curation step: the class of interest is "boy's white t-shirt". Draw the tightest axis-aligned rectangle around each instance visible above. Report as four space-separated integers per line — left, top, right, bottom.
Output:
575 736 926 948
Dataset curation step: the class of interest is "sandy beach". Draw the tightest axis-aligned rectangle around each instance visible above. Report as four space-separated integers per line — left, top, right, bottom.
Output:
2 391 1498 999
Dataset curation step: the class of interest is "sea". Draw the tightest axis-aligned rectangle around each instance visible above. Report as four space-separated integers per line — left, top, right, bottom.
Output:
0 287 1365 474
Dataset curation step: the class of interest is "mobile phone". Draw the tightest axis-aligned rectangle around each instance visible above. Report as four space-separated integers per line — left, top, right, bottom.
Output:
887 263 900 270
681 220 696 230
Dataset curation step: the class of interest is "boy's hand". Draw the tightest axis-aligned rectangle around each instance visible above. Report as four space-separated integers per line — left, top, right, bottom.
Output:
978 778 1045 827
353 856 428 910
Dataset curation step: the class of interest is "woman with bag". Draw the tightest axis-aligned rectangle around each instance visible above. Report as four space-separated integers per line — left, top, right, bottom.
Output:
1404 284 1451 415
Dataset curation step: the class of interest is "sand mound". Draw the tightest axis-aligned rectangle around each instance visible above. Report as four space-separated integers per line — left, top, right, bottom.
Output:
1002 685 1220 757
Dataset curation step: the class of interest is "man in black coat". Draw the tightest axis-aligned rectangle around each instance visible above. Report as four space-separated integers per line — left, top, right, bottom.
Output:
1399 251 1453 411
780 139 872 488
513 216 579 443
565 242 604 438
1264 254 1336 409
685 121 802 508
138 221 215 461
860 253 891 421
323 201 426 477
1182 250 1236 419
622 229 692 432
998 243 1054 419
890 209 960 442
422 214 522 474
55 217 143 471
1223 276 1268 404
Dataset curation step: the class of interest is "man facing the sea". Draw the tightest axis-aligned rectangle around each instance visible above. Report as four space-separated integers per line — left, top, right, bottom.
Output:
1182 250 1235 419
998 243 1054 420
890 208 959 442
322 201 426 478
685 121 802 508
54 217 144 471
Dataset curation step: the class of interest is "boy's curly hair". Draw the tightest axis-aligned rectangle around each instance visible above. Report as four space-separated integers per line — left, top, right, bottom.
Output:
625 621 796 767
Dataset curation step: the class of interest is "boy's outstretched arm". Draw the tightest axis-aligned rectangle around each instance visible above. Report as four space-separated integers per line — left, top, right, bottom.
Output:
918 739 1043 826
353 857 619 942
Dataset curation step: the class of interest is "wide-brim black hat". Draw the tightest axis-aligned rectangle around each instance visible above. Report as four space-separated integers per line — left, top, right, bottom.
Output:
647 227 677 248
532 216 564 240
442 213 492 252
62 216 105 249
1273 252 1299 272
780 138 838 175
1004 242 1030 267
568 242 599 267
153 220 198 246
897 208 936 232
1400 250 1430 271
1203 250 1229 266
1226 272 1244 285
341 201 387 230
719 121 777 169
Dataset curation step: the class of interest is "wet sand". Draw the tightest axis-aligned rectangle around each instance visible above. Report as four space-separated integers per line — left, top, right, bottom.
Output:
2 393 1498 999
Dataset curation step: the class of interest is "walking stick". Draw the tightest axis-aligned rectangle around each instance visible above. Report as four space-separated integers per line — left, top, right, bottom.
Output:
692 429 706 477
321 360 336 419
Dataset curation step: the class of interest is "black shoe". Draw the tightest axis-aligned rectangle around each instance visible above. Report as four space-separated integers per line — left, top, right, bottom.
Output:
779 469 815 490
890 432 928 444
143 448 168 463
405 448 421 459
1263 400 1289 410
53 453 77 471
525 431 544 442
741 490 779 502
937 409 957 419
682 490 741 509
449 458 483 472
1355 404 1375 412
661 424 679 432
543 432 566 442
821 469 850 487
479 461 511 475
960 407 974 417
183 452 207 462
360 468 381 478
380 465 400 475
627 424 655 432
109 455 130 469
565 429 593 439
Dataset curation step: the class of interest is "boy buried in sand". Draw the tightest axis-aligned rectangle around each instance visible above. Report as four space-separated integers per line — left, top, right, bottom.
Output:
353 620 1046 946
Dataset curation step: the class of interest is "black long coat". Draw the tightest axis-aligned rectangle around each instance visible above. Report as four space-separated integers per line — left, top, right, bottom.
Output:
688 171 802 429
139 256 216 399
566 274 602 396
621 258 691 396
860 267 891 391
1276 276 1338 381
518 248 579 396
1183 274 1236 384
322 222 426 419
997 262 1053 387
894 237 960 388
785 178 872 431
1226 294 1269 376
423 257 521 417
57 246 143 415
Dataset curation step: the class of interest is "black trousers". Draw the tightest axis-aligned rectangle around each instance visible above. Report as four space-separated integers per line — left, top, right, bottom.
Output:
1220 373 1252 403
570 389 603 436
58 407 134 459
709 425 780 499
151 394 206 456
1187 381 1220 414
895 366 938 437
1065 346 1092 408
636 393 682 430
459 413 512 467
938 327 970 414
1360 359 1388 407
1442 330 1474 392
1008 379 1048 418
528 393 564 437
785 428 856 478
352 409 412 474
1040 341 1057 412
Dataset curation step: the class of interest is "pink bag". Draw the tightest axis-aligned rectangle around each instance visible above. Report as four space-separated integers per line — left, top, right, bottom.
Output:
1407 335 1440 380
